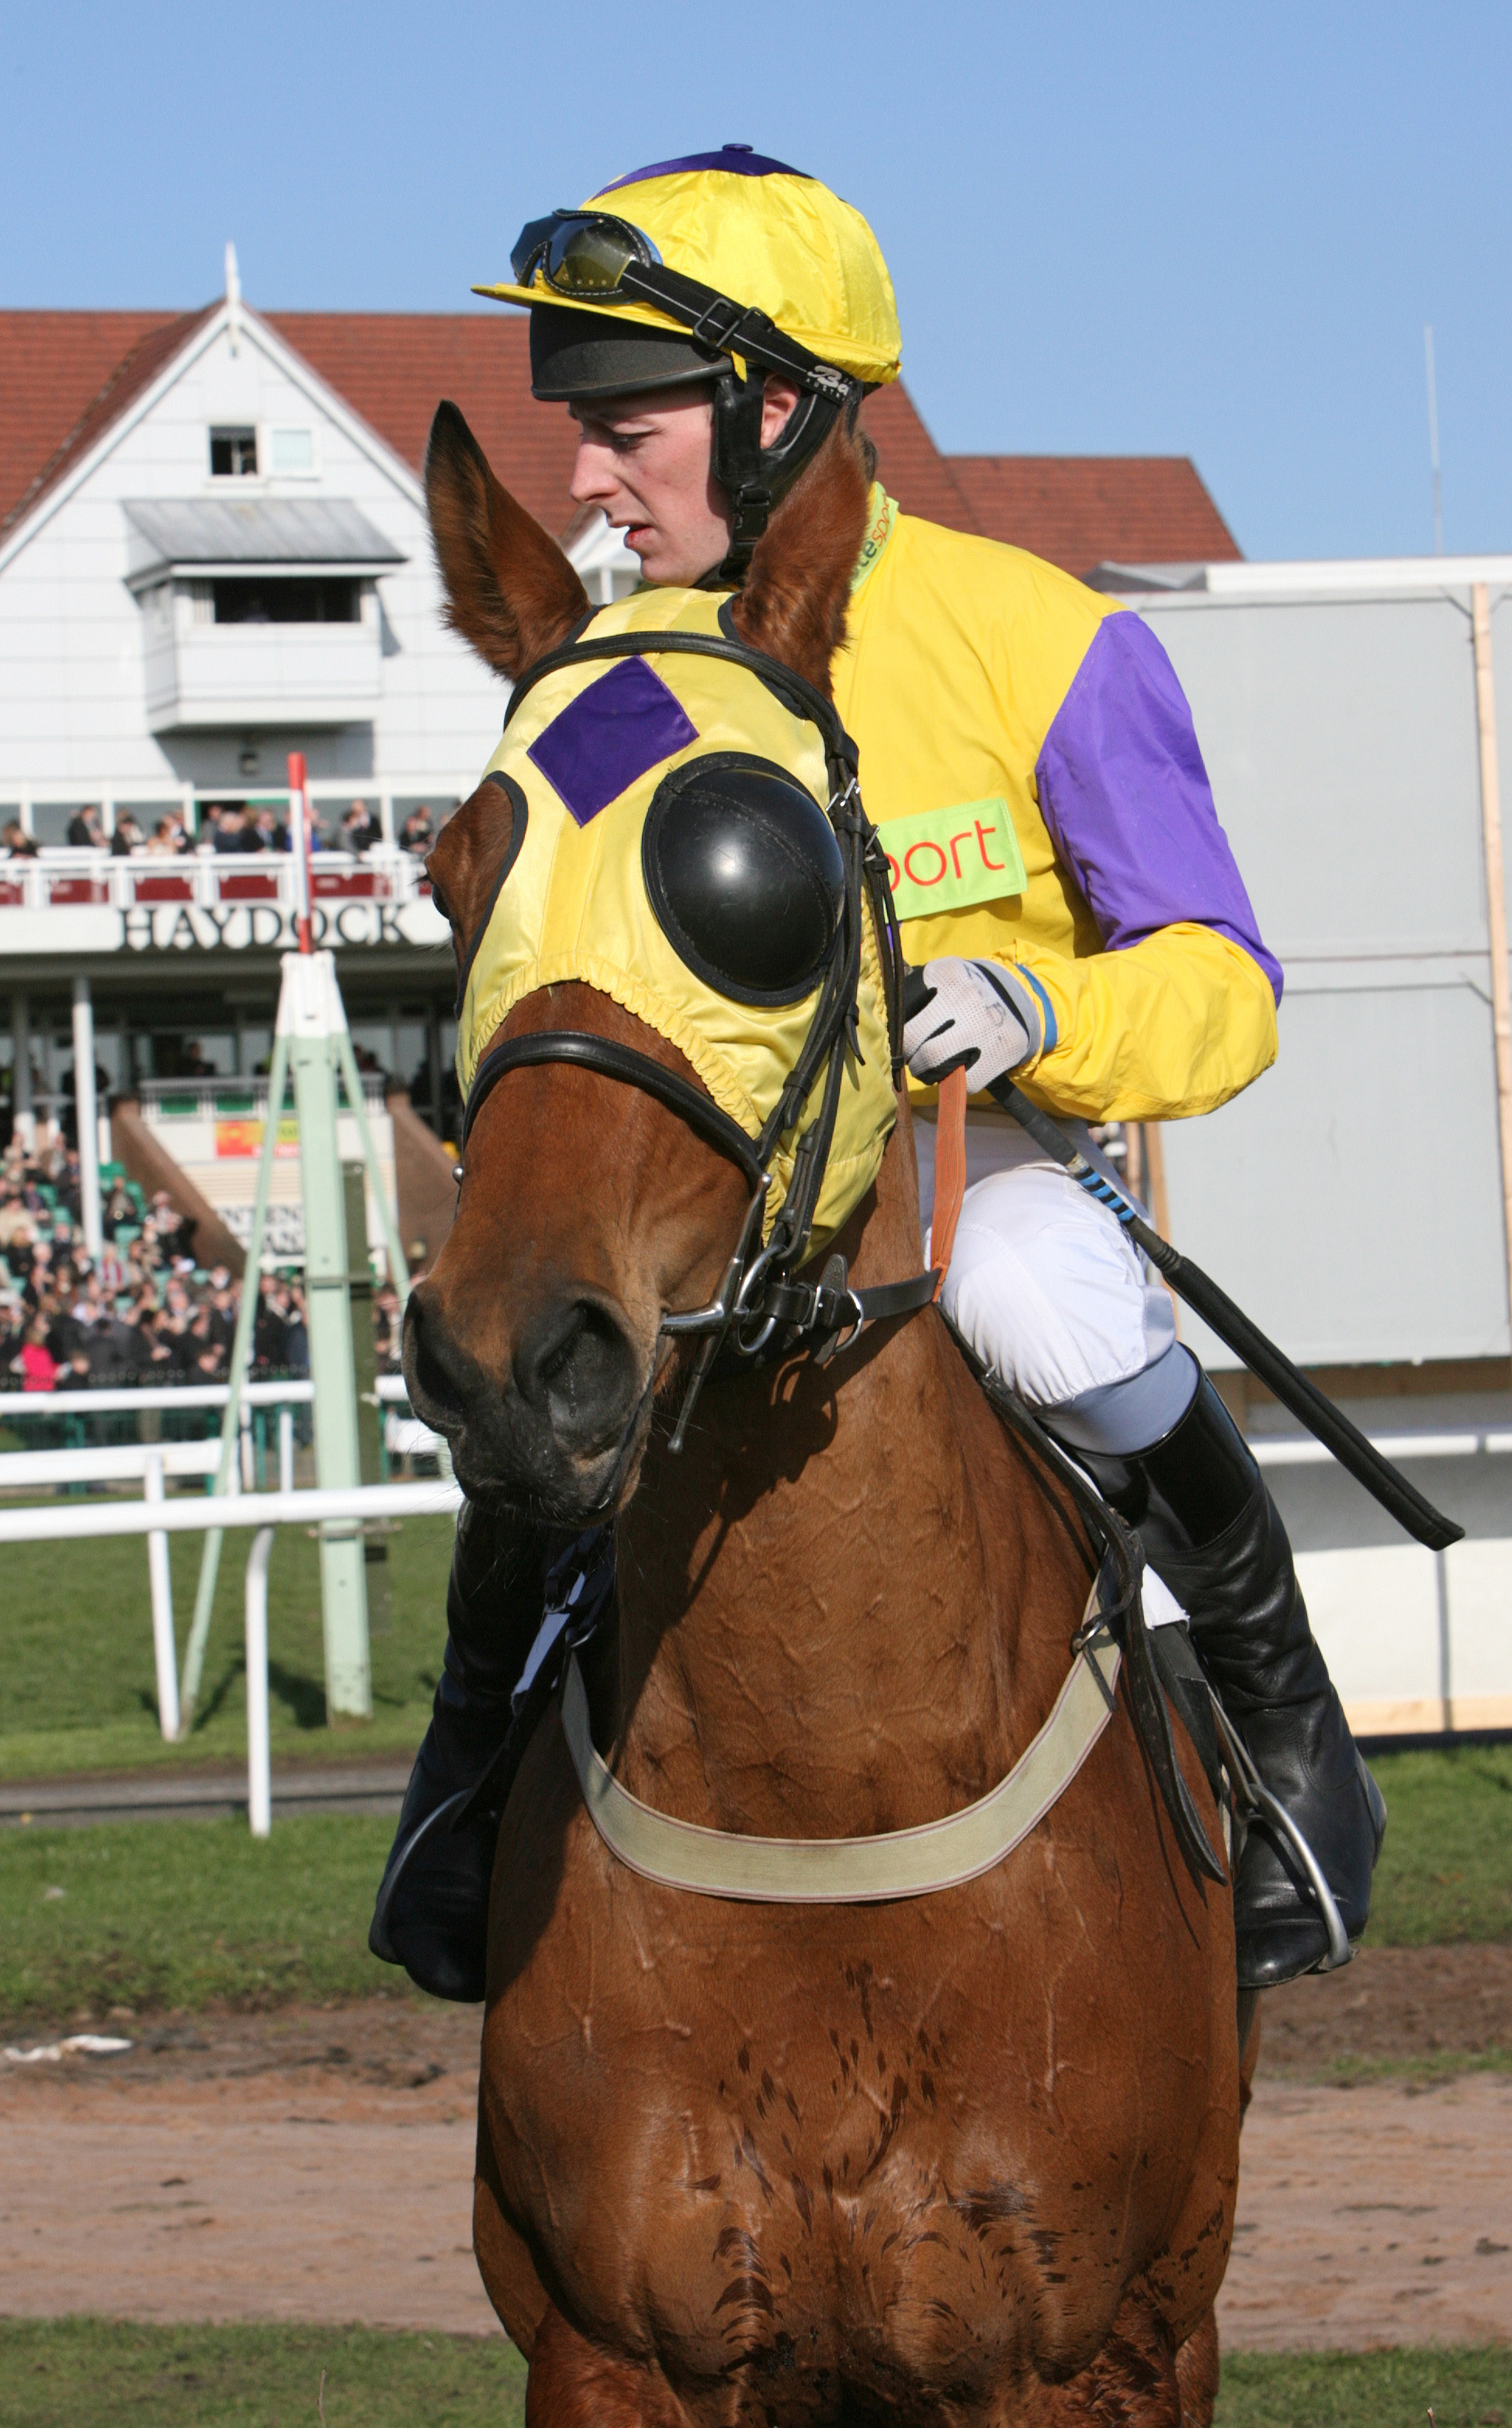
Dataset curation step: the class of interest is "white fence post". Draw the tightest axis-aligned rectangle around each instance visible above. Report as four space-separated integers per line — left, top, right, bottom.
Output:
239 1400 255 1491
144 1449 180 1742
278 1405 295 1494
244 1528 275 1839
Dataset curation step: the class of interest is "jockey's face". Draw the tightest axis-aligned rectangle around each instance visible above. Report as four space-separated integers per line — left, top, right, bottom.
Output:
568 376 800 586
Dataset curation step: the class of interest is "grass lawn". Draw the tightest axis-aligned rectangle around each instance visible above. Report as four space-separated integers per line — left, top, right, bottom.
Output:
0 2326 1504 2426
1365 1744 1512 1945
0 1514 457 1782
1213 2343 1511 2425
0 2320 525 2427
0 1813 404 2027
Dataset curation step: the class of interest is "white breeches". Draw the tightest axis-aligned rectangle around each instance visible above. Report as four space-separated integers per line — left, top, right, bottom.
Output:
914 1106 1196 1458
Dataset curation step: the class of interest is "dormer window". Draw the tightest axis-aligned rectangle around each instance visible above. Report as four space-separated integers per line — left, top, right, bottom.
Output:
210 427 258 477
269 425 315 475
212 577 359 623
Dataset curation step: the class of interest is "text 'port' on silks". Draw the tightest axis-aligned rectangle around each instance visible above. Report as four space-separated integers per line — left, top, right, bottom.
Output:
875 797 1027 924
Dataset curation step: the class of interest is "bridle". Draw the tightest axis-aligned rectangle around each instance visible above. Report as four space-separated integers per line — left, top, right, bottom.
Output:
457 626 938 1449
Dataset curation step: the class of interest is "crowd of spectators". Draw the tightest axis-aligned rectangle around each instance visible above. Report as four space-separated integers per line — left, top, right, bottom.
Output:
0 1134 404 1396
0 802 437 862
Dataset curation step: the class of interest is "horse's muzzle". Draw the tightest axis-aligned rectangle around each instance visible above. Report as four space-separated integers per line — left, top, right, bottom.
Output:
404 1283 648 1517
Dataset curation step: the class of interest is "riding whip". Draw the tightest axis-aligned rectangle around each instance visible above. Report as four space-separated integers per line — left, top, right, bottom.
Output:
983 1075 1462 1554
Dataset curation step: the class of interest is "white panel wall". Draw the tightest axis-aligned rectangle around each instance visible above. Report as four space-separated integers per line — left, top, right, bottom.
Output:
1131 578 1512 1368
1299 1538 1512 1736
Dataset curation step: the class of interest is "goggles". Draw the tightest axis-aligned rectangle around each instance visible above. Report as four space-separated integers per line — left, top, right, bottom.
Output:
509 209 855 404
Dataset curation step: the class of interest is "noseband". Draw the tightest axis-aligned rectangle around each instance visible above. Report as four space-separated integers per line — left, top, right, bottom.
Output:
458 626 938 1448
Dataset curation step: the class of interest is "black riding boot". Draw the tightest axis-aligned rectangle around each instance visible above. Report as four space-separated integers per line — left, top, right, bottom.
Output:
369 1500 554 2003
1077 1374 1386 1991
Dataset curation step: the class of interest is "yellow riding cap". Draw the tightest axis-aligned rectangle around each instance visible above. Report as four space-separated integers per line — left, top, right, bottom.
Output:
457 588 897 1255
476 144 901 389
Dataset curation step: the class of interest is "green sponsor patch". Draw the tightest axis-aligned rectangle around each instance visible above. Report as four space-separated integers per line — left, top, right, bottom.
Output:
876 798 1027 924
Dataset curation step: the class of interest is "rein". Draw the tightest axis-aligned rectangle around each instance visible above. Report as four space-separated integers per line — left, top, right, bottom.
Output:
459 623 937 1449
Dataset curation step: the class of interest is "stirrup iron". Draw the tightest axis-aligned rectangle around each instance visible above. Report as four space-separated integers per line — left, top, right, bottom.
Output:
1208 1694 1354 1974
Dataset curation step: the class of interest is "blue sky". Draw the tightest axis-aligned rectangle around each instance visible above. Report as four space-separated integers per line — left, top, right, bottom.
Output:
6 2 1509 560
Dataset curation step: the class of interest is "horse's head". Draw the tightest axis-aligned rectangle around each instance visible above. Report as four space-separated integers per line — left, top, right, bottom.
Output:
406 401 892 1524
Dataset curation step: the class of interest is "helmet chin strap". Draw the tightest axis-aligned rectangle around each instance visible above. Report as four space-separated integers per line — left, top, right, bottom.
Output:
706 370 852 585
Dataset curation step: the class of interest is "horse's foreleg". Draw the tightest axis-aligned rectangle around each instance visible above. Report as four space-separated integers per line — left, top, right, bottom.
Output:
525 2304 691 2428
1174 2312 1219 2427
1038 2290 1184 2428
473 2122 550 2356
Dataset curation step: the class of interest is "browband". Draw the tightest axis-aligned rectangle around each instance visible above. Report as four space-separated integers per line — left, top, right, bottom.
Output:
463 1029 769 1189
502 629 855 777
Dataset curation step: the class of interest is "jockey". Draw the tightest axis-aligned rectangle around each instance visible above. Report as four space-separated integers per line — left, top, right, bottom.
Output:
372 147 1384 2003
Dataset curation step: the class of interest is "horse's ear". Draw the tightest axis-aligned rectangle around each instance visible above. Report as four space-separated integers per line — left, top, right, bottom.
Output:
425 401 588 680
729 414 871 699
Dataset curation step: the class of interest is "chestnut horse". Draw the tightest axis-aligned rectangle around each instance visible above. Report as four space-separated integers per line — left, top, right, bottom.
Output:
409 404 1241 2426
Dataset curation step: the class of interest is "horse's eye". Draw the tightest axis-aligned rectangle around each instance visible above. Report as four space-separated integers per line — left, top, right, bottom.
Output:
643 755 844 1005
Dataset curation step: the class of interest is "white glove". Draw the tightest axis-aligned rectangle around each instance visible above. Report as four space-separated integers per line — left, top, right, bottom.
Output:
903 957 1036 1087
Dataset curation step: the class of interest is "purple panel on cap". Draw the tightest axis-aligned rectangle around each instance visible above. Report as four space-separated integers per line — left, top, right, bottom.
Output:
527 656 698 827
598 147 809 195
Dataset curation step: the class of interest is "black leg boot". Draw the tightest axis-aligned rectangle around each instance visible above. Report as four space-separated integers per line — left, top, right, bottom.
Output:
369 1500 555 2003
1078 1374 1387 1991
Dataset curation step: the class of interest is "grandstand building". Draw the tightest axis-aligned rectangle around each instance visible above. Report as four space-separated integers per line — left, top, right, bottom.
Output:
0 265 1239 1223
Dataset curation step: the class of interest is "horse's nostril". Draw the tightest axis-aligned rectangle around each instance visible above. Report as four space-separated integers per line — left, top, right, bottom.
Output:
515 1298 638 1455
405 1292 473 1424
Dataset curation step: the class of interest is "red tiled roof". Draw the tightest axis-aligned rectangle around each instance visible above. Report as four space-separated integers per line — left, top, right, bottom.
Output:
949 453 1241 575
265 310 581 534
0 306 1242 574
858 385 978 533
0 308 212 532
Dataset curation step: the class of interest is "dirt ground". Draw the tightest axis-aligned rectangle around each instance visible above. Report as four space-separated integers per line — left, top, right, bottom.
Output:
2 1947 1510 2353
1252 1939 1512 2076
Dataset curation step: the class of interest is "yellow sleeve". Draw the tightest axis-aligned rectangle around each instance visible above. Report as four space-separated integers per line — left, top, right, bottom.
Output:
1006 923 1278 1122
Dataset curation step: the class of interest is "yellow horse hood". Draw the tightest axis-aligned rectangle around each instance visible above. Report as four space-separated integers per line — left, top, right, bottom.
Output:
456 588 896 1255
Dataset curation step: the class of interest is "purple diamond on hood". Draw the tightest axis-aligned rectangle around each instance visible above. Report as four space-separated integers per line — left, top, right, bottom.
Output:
527 657 697 827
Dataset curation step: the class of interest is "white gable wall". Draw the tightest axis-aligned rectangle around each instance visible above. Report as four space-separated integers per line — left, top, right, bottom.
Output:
0 309 512 797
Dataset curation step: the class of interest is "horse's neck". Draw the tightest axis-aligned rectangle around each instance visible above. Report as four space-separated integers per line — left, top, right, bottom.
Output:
609 1106 1076 1836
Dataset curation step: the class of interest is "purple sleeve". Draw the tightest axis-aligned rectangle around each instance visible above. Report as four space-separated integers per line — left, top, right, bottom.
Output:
1034 612 1283 1004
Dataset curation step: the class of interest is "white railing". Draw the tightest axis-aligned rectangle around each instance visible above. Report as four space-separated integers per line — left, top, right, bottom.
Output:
0 1379 315 1416
0 1377 423 1417
0 1375 442 1741
139 1070 387 1119
0 1482 461 1834
0 845 435 917
0 1440 223 1487
1251 1427 1512 1465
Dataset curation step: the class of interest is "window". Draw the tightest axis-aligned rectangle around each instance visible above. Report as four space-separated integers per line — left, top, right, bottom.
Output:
268 425 315 475
210 427 258 477
211 578 359 625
